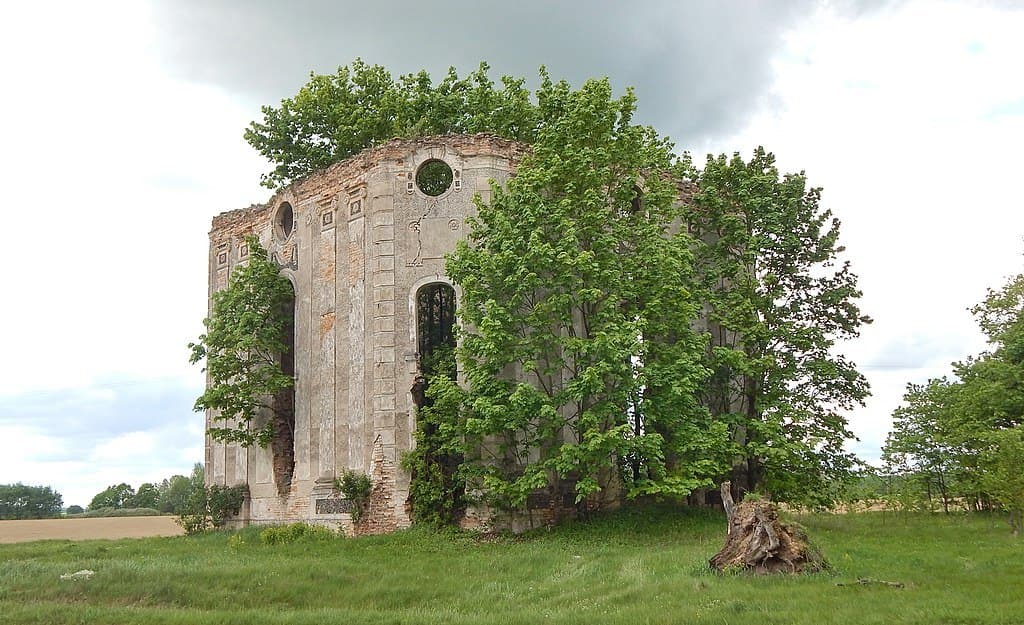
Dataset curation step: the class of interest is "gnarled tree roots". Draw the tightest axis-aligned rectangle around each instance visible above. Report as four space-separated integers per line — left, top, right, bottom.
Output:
709 482 828 574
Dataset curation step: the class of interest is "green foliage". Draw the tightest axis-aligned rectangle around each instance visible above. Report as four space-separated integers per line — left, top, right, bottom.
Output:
402 345 467 525
885 269 1024 530
66 507 162 518
333 470 372 522
88 483 135 510
190 236 295 448
683 148 870 506
129 482 160 509
0 483 63 520
882 377 965 512
245 59 539 188
246 60 872 518
175 463 247 534
64 505 84 515
443 75 718 512
176 485 247 535
259 522 337 545
157 474 194 514
983 426 1024 534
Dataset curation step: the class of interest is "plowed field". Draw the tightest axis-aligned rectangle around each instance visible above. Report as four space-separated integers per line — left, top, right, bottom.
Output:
0 516 183 543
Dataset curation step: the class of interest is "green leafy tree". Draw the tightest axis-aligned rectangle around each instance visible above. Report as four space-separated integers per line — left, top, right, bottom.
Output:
245 59 538 188
65 504 84 515
190 236 296 491
0 483 63 519
882 378 963 512
885 269 1024 530
983 426 1024 535
437 75 719 517
158 474 194 514
89 483 135 510
683 148 871 506
130 482 160 509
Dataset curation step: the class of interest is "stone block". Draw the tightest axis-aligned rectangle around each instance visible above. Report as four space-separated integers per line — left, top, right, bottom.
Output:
373 332 395 348
374 347 396 364
373 271 395 287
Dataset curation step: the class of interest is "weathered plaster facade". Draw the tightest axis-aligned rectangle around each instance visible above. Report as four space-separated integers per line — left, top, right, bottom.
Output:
206 134 526 533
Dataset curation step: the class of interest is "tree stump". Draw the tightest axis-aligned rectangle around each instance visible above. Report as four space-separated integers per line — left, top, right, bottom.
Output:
709 482 827 574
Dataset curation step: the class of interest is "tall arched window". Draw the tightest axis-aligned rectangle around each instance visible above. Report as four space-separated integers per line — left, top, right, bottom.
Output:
416 283 456 379
271 280 296 494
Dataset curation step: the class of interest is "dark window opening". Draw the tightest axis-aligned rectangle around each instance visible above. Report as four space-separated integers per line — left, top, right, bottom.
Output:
630 186 644 213
276 202 294 240
415 160 454 197
271 281 296 494
416 283 457 379
411 282 462 521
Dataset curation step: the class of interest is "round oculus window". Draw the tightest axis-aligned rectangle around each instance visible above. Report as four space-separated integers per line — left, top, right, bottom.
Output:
415 160 454 197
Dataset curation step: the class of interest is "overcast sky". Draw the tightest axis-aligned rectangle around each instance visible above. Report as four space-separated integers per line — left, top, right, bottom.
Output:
1 0 1022 508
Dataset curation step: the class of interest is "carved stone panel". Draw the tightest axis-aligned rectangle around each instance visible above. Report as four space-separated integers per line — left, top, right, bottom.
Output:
407 217 463 266
315 498 354 514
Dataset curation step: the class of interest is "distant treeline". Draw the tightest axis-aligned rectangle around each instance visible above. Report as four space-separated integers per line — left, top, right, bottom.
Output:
0 483 63 519
86 464 206 516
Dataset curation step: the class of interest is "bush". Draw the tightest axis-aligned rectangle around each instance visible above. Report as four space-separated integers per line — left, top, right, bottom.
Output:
207 485 247 528
259 523 337 545
66 507 162 518
334 470 372 522
175 484 247 534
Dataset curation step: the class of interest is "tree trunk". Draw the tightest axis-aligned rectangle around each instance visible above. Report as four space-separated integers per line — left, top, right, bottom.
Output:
710 482 827 574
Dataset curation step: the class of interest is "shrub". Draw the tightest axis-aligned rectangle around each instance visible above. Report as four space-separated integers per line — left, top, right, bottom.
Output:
175 484 247 534
67 507 163 518
334 470 372 522
207 485 247 528
259 523 336 545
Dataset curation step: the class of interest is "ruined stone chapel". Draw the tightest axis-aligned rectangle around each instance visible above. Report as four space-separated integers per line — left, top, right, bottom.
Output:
206 134 531 532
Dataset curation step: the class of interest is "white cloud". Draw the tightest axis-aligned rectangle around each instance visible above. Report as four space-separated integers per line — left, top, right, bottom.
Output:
702 0 1024 461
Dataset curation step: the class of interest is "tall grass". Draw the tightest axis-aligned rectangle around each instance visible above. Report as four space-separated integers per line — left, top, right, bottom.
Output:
1 505 1021 624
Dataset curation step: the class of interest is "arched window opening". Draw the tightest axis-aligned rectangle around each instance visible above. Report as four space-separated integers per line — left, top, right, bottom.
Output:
275 202 294 241
271 280 296 494
409 282 463 523
416 283 457 380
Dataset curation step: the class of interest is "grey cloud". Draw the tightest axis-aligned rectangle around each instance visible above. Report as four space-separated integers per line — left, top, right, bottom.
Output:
0 377 202 449
147 0 846 146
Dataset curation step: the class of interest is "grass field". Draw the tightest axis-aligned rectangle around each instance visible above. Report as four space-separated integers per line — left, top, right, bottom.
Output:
0 506 1021 624
0 516 183 543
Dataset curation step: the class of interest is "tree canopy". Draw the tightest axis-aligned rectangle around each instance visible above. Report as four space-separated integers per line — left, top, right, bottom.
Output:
430 75 723 516
884 269 1024 532
88 483 135 510
190 236 295 449
684 149 871 505
0 483 63 519
245 59 540 189
229 60 871 517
